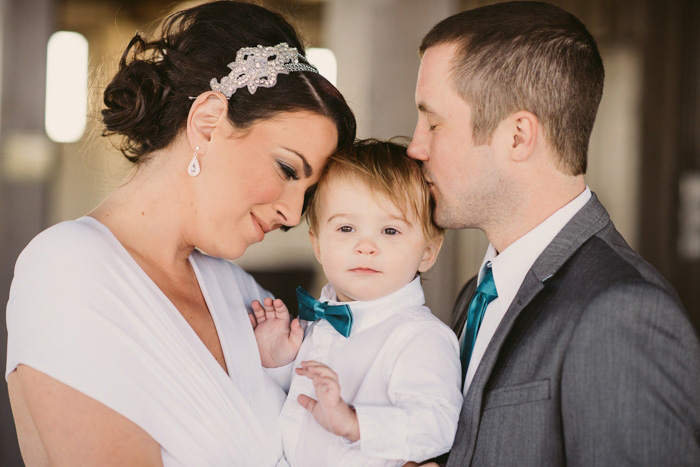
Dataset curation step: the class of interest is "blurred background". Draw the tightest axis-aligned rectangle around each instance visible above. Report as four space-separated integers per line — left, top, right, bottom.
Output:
0 0 698 463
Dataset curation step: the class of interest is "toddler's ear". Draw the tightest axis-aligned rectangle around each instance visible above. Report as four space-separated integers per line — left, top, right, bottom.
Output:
417 236 444 273
308 229 322 264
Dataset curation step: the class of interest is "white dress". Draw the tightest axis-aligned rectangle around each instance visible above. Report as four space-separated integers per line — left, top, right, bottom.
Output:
5 217 287 466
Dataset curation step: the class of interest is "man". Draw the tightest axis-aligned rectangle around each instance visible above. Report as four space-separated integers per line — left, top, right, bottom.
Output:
407 2 700 465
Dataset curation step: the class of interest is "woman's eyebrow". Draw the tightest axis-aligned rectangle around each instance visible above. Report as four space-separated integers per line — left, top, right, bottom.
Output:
280 147 313 178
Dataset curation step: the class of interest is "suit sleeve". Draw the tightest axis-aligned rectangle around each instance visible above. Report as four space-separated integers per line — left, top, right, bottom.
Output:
561 280 700 464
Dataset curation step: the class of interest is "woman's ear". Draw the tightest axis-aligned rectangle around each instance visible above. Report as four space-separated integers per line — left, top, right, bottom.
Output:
417 235 445 273
186 91 229 151
509 110 538 163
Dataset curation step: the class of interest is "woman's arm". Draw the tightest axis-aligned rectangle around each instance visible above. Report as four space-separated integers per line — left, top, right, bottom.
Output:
8 365 163 466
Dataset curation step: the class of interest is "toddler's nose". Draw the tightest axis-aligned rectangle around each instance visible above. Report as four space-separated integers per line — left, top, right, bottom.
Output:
355 238 377 256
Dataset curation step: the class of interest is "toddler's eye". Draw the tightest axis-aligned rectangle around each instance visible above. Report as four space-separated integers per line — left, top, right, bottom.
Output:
383 227 399 235
339 225 354 233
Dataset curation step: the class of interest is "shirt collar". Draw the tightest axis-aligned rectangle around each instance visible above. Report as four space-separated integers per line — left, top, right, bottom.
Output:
318 276 425 335
478 187 592 312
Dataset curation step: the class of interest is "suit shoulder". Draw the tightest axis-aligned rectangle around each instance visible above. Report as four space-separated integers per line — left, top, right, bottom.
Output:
563 233 679 303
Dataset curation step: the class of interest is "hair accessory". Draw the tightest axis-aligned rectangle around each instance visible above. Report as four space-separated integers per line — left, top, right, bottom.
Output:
210 42 318 98
188 146 200 177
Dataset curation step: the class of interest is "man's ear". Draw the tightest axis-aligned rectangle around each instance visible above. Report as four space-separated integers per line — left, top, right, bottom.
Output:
509 110 538 162
417 235 445 273
309 229 322 264
186 91 229 152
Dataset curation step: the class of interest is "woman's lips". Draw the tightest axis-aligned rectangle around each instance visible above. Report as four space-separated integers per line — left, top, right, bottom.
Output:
250 213 269 241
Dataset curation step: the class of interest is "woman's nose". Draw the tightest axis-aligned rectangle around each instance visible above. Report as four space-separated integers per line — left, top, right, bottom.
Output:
275 188 304 227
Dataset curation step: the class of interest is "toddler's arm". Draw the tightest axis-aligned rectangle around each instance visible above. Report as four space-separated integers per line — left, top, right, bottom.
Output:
296 361 360 442
250 297 303 368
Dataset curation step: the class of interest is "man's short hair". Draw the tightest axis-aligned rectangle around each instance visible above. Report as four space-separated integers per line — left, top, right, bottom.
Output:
420 1 604 175
306 139 444 243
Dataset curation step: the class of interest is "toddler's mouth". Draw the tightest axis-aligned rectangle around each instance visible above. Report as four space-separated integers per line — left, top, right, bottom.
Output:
350 267 380 274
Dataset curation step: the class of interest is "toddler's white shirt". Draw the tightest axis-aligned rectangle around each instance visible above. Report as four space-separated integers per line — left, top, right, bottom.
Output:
269 277 463 467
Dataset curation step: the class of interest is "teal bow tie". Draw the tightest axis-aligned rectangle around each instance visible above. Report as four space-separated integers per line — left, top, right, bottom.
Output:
296 286 354 337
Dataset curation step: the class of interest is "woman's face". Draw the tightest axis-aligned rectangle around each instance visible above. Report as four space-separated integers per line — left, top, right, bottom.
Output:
192 110 338 259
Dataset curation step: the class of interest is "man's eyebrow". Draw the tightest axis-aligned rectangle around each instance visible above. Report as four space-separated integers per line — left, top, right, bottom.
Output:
281 147 313 178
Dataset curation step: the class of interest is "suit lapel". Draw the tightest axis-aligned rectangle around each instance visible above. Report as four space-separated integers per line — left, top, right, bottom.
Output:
453 193 612 464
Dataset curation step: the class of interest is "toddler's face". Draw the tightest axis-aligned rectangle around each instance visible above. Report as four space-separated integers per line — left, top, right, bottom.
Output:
310 176 440 302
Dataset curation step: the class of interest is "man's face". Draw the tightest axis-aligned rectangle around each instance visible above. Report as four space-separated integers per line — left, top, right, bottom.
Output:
407 43 506 231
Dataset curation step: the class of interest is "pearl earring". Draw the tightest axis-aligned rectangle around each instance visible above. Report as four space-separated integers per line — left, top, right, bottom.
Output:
188 146 201 177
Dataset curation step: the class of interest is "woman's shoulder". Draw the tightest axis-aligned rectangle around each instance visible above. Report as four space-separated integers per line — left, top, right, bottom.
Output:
12 218 126 288
19 217 115 261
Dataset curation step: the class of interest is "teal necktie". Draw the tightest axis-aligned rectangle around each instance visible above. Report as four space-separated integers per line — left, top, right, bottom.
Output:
296 286 354 338
460 264 498 387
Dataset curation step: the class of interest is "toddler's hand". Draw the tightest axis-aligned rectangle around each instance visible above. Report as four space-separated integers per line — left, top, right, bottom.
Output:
250 298 303 368
296 361 360 442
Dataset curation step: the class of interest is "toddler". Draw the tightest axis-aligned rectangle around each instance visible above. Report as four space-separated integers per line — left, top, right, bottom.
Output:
250 139 462 466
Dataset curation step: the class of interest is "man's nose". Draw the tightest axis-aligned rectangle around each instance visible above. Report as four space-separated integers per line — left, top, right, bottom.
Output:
407 127 428 162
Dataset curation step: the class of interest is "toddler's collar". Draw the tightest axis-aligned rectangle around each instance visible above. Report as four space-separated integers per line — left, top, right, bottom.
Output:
317 276 425 335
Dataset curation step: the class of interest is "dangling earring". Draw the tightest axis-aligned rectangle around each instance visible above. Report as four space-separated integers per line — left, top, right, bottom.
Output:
188 146 201 177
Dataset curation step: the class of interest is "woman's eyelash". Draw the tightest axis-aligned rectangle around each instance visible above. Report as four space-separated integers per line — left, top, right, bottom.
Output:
278 161 299 180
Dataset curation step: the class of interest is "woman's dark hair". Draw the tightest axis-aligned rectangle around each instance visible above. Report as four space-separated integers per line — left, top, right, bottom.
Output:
102 0 356 163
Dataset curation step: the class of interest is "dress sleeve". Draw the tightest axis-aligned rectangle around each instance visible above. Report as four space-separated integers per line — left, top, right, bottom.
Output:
5 223 107 380
353 320 463 462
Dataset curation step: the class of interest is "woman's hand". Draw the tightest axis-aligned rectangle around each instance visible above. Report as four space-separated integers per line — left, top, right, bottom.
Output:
295 361 360 442
250 298 303 367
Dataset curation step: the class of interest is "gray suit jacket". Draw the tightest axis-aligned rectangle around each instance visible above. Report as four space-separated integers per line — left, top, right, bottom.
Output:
446 194 700 466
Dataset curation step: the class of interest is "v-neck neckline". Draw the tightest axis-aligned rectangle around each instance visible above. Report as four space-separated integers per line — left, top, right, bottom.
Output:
79 216 232 377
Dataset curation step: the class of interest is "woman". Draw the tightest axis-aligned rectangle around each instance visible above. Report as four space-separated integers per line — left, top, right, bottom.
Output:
5 1 355 465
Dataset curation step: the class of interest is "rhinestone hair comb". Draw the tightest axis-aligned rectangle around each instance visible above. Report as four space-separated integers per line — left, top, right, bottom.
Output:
210 42 318 98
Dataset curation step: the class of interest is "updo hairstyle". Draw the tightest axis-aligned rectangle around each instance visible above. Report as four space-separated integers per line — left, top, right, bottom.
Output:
102 0 356 164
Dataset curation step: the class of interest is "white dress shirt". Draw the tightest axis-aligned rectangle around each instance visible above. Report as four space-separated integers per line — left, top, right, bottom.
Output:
271 277 463 467
462 187 592 393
